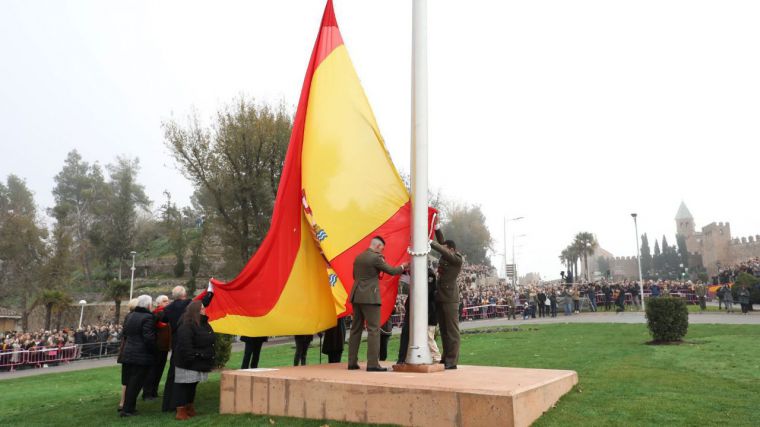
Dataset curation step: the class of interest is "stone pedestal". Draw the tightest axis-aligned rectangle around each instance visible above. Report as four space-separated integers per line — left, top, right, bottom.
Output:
220 363 577 427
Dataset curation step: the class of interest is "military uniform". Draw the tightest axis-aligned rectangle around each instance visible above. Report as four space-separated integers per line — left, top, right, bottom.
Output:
431 230 463 368
695 284 707 310
347 248 404 369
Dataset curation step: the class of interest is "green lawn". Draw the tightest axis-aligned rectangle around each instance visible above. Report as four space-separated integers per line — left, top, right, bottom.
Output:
1 323 758 426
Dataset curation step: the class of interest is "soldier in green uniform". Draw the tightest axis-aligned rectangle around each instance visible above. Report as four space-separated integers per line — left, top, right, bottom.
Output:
431 229 463 369
695 282 707 310
347 236 407 372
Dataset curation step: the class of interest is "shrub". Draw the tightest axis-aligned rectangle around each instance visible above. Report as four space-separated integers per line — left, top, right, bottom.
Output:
214 333 233 368
732 272 760 304
645 297 688 342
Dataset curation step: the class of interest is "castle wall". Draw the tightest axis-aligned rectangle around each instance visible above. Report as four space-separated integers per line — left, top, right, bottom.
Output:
700 222 732 276
609 256 639 280
728 235 760 266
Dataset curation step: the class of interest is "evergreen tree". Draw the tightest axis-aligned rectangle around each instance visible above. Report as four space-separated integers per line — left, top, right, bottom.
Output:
52 150 106 284
653 239 661 278
640 234 653 279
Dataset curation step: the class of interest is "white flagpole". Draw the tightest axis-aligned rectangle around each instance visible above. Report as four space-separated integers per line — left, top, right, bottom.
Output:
406 0 432 365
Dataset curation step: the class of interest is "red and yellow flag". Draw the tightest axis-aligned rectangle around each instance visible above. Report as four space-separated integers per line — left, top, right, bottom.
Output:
204 0 417 336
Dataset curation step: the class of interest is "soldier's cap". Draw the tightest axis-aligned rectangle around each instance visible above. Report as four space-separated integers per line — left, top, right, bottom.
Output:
372 235 386 245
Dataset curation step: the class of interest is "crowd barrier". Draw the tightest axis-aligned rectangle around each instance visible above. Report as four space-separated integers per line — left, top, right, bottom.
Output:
0 341 119 372
0 345 81 371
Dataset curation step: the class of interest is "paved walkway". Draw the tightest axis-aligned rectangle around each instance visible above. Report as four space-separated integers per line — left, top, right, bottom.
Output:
2 311 757 381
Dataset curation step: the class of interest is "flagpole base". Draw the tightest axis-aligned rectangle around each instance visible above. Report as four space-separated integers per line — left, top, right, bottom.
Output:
392 363 445 373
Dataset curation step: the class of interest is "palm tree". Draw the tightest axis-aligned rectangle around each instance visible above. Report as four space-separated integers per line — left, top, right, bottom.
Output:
574 232 598 281
38 290 73 331
104 280 130 324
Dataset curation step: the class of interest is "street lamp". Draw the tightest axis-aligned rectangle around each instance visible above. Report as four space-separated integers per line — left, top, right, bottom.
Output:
631 213 645 311
504 216 524 287
512 233 527 289
129 251 137 300
78 300 87 329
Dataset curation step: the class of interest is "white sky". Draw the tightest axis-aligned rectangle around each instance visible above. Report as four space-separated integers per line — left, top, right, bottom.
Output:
1 0 759 280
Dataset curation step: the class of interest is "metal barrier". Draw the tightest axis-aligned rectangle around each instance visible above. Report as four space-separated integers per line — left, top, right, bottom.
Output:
0 342 112 372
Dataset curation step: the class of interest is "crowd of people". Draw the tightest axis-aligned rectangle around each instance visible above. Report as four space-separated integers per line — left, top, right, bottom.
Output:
717 257 760 283
1 323 124 366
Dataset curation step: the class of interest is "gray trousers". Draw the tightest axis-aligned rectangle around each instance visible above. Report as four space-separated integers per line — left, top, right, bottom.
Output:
347 303 381 368
436 302 460 367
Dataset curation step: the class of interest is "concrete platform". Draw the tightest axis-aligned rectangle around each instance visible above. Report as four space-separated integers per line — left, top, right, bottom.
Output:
219 363 578 426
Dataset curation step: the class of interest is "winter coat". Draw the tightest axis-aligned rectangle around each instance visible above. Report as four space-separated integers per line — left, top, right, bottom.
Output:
174 315 216 373
738 288 750 305
321 317 345 355
119 307 156 366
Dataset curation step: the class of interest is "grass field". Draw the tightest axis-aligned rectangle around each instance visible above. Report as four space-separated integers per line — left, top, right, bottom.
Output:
1 323 758 426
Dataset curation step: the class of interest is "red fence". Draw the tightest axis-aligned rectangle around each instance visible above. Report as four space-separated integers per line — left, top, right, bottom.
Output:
0 345 81 371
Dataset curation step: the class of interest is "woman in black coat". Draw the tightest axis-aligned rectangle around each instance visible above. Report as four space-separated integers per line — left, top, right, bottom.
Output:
172 299 215 420
321 317 346 363
118 295 156 417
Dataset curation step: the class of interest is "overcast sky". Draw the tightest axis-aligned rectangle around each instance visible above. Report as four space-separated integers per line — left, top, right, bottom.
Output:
2 0 759 279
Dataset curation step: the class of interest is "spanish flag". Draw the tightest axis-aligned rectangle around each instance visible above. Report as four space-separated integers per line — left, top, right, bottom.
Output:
205 0 415 336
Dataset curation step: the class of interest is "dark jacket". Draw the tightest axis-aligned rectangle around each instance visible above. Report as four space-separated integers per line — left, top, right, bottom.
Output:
174 315 216 372
119 307 156 366
321 317 346 355
161 299 192 337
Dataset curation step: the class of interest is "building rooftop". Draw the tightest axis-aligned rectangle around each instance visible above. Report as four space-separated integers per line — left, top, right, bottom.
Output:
675 201 693 220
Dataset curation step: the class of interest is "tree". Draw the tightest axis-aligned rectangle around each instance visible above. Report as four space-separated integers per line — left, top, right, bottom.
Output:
439 203 493 265
0 175 49 330
161 192 186 278
559 244 580 282
574 232 598 281
164 98 291 273
90 157 150 283
186 210 209 295
38 289 72 331
104 280 130 324
641 233 653 279
52 150 106 284
597 256 611 278
653 239 661 277
676 234 689 272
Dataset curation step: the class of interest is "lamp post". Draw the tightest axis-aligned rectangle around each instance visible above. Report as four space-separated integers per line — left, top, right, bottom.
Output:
631 213 645 311
129 251 137 301
512 233 527 288
504 216 524 287
78 300 87 329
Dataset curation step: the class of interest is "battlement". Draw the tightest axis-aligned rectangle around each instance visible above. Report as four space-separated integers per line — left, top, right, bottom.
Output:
611 256 637 262
731 235 760 246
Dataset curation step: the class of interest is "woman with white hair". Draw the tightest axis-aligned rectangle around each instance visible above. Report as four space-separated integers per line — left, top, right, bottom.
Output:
118 295 156 417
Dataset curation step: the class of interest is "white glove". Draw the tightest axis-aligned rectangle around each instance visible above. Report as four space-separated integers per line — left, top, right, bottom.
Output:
207 280 214 292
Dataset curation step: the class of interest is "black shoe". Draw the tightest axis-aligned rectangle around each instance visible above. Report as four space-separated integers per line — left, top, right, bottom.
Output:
438 360 445 364
444 365 457 370
366 366 388 372
119 411 136 417
347 364 360 370
117 407 122 413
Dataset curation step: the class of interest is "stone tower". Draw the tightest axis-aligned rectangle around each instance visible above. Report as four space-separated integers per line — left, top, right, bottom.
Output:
675 201 695 237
